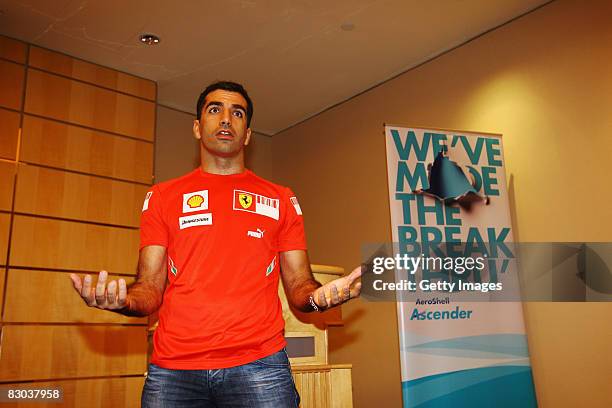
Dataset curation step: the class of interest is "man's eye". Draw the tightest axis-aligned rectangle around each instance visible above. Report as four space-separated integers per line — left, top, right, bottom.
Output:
233 111 243 118
208 106 220 114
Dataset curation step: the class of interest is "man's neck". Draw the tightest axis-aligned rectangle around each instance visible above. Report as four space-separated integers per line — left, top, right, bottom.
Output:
200 153 245 175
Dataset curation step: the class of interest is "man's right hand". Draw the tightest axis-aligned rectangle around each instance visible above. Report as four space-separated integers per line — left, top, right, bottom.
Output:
70 270 129 311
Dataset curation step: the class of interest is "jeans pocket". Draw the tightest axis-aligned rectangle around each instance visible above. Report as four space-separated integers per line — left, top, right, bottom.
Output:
251 348 291 368
142 365 164 403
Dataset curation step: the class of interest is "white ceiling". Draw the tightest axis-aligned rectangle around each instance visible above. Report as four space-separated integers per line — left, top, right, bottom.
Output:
0 0 551 135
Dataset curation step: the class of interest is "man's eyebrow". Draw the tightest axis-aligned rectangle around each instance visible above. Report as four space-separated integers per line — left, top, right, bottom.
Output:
204 101 246 112
204 101 222 109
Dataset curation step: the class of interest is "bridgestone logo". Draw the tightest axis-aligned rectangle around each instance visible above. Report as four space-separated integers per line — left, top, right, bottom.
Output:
179 213 213 229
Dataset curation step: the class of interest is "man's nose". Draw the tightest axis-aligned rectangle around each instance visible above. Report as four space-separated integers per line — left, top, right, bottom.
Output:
220 111 231 127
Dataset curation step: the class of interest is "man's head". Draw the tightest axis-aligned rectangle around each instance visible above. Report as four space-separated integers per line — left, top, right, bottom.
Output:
196 81 253 127
193 81 253 159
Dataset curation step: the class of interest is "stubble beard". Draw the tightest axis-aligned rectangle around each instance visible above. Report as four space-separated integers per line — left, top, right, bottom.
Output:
201 135 245 159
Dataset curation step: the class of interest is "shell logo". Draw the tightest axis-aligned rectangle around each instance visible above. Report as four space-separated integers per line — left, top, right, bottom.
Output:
187 194 205 209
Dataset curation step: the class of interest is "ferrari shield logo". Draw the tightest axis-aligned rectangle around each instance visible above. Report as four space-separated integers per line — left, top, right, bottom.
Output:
233 189 279 220
238 193 253 209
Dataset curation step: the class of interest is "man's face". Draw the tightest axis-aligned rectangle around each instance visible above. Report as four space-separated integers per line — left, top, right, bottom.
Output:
193 89 251 157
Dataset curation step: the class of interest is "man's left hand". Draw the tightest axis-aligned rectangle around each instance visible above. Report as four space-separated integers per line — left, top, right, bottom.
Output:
313 265 362 310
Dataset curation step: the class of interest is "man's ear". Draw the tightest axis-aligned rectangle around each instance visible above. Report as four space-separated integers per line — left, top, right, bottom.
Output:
193 119 201 140
244 128 252 146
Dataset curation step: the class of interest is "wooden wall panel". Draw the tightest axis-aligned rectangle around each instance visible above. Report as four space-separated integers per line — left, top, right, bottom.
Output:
0 161 16 210
0 265 5 312
0 35 27 63
0 59 25 110
24 69 155 141
0 325 148 381
4 269 146 324
29 46 155 100
15 164 148 227
0 108 20 160
20 115 153 184
0 213 10 266
10 215 139 274
6 377 145 408
1 37 155 400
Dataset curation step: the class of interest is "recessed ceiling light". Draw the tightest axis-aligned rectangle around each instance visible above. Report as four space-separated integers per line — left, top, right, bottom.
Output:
340 22 355 31
139 33 160 45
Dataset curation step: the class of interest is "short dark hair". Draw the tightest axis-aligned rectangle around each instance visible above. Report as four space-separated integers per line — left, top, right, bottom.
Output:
196 81 253 127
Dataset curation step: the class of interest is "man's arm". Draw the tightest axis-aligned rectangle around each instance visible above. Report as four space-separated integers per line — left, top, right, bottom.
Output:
279 249 362 312
279 250 322 312
69 245 168 317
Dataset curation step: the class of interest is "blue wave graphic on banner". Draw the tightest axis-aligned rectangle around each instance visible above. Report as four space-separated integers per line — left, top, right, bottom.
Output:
402 365 537 408
404 334 530 359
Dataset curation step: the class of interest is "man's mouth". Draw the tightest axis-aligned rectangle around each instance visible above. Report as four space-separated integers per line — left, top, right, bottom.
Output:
216 130 234 140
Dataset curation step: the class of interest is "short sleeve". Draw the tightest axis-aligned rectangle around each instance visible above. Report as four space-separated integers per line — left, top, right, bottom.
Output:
140 185 169 249
277 188 308 252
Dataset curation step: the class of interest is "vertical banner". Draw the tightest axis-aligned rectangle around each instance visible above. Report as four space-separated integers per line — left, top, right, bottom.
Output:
384 126 538 408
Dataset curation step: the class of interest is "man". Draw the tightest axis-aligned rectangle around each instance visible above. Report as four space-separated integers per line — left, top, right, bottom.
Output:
70 81 361 407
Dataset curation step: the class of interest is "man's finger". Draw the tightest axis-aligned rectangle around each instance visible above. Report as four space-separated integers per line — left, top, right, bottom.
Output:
95 271 108 305
325 290 332 306
117 279 128 307
342 285 350 301
82 274 94 305
318 288 328 309
69 274 82 292
330 284 340 305
107 280 117 305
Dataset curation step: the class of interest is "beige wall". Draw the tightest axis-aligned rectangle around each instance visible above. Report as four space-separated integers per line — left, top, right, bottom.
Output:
273 1 612 407
155 106 200 182
246 131 274 181
155 105 273 182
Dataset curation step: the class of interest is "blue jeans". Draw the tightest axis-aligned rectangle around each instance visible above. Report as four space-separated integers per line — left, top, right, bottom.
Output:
141 349 300 407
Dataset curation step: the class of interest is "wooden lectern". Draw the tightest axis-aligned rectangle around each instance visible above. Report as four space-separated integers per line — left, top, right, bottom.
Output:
282 264 354 408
